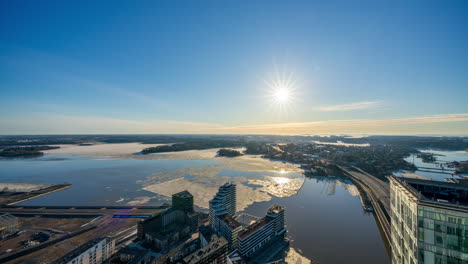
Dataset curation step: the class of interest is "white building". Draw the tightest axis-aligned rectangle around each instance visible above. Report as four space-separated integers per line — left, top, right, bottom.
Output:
237 205 285 258
219 215 243 249
209 182 236 233
55 237 115 264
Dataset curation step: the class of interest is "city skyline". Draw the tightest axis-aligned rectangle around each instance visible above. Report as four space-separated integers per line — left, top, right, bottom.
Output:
1 1 468 135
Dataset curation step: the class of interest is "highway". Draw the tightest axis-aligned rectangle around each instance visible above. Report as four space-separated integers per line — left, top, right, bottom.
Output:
337 165 391 252
347 166 391 214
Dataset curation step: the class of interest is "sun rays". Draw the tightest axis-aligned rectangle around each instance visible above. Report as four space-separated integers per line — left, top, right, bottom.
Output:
262 66 300 114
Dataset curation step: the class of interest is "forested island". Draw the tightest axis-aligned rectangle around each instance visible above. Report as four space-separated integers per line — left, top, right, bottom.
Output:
141 141 243 154
216 149 243 157
0 146 60 157
447 161 468 173
416 152 437 163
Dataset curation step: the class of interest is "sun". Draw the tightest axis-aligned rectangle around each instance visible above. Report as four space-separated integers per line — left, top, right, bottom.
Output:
263 67 298 110
273 87 291 104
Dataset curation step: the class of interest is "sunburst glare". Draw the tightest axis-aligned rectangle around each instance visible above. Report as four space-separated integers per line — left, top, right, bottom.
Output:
263 66 299 113
273 177 290 184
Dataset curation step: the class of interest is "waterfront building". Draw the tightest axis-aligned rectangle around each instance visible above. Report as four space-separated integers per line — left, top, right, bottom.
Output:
234 213 261 227
182 234 229 264
237 205 286 258
389 176 468 264
219 215 243 249
55 237 115 264
209 182 236 233
173 190 194 213
137 190 198 250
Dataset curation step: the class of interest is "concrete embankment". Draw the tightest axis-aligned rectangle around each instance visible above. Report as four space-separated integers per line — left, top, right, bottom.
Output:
0 184 71 205
0 182 51 192
336 165 392 257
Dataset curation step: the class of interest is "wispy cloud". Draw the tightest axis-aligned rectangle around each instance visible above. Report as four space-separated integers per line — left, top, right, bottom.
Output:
1 113 467 135
210 113 468 134
319 101 380 111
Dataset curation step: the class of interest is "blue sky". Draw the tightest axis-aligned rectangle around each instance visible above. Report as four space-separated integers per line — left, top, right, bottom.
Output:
1 0 467 134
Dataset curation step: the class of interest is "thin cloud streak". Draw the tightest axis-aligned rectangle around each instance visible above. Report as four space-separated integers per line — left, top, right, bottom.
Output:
1 113 467 135
319 101 380 111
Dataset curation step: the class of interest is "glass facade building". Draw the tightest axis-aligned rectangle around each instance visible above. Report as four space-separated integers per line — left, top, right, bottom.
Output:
389 176 468 264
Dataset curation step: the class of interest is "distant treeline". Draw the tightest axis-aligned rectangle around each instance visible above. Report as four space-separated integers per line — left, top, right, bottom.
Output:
1 134 467 151
312 135 468 151
0 135 246 146
0 146 60 157
141 141 244 154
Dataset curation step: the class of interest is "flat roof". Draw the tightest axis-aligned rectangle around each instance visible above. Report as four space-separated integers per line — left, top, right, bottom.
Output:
54 237 110 264
235 213 261 227
222 215 241 230
183 235 227 263
268 205 285 214
238 217 267 239
390 176 468 210
173 190 193 199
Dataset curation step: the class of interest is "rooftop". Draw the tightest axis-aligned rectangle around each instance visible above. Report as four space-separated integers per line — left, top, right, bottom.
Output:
227 250 245 264
173 190 193 199
268 205 285 214
183 235 228 263
390 176 468 209
54 237 111 264
222 215 241 230
115 247 152 264
238 217 267 239
235 213 261 227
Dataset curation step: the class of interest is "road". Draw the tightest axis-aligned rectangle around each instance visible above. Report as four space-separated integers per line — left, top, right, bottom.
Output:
337 165 391 250
0 205 169 216
346 166 391 214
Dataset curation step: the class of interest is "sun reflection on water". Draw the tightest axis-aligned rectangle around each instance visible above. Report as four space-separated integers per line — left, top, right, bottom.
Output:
273 176 290 184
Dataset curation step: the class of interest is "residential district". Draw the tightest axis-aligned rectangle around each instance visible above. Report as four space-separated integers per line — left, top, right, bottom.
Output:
31 182 288 264
0 178 467 263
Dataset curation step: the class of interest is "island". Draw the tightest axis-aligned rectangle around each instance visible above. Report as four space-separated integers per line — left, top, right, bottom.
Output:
216 148 243 157
416 152 437 163
141 141 243 154
0 146 60 158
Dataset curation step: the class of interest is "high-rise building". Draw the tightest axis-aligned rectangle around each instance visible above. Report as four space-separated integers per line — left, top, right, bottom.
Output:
137 190 198 250
237 205 286 258
209 182 236 233
389 176 468 264
173 190 194 213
